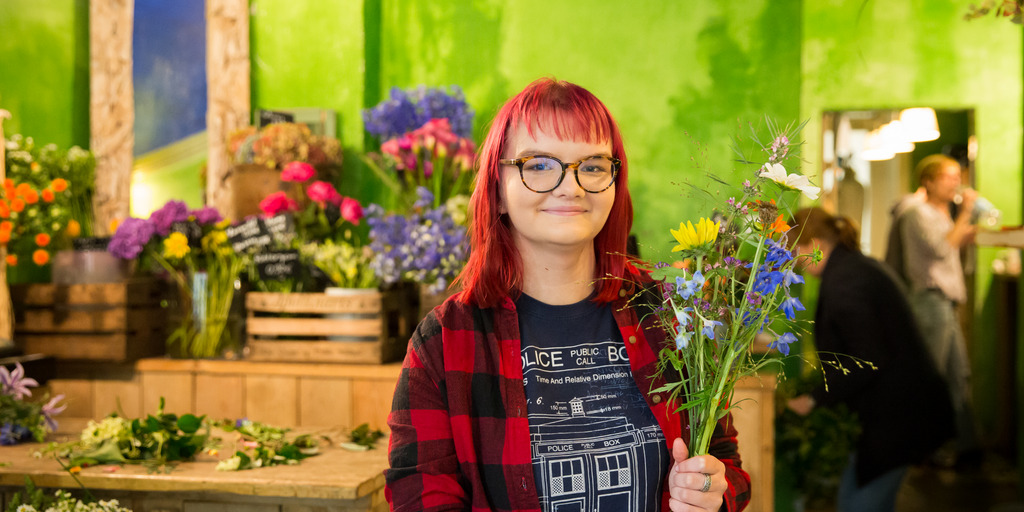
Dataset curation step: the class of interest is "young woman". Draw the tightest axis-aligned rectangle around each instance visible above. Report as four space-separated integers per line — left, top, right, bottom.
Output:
788 207 954 512
386 78 751 512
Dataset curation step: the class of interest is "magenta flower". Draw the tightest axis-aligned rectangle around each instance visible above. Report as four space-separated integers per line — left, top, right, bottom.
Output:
259 191 300 216
189 206 223 225
340 197 364 225
281 161 316 183
306 180 342 206
149 200 190 236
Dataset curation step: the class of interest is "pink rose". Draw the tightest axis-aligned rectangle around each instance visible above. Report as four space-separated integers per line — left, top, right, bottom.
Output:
259 191 299 216
306 180 342 206
339 196 364 225
281 161 315 182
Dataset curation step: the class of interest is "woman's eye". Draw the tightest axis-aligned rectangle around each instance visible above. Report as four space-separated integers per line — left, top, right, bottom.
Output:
525 159 557 171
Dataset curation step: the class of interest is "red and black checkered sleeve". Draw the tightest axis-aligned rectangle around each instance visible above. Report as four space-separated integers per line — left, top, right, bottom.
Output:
710 413 751 512
385 311 469 511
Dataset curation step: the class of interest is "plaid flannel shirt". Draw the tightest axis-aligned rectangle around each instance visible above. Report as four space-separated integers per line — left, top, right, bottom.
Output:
386 279 751 512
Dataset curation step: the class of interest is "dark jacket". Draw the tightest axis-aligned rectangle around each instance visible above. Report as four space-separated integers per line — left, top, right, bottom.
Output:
811 246 954 484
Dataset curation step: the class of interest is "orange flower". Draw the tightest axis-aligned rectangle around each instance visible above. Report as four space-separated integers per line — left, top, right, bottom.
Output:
24 190 39 204
5 254 17 266
3 178 13 190
9 199 24 213
769 214 791 237
32 249 50 266
35 233 51 247
66 219 81 237
15 183 31 197
0 221 11 232
0 231 9 244
51 178 69 193
41 189 55 203
30 162 40 171
69 465 82 474
109 218 121 233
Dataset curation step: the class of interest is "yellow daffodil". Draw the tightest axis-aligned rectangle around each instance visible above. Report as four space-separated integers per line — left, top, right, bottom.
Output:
163 232 191 260
670 218 720 252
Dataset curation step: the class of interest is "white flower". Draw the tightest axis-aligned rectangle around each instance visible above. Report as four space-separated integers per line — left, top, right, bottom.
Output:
759 163 821 200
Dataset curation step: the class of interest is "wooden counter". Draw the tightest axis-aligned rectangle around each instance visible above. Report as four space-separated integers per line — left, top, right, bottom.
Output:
0 430 390 512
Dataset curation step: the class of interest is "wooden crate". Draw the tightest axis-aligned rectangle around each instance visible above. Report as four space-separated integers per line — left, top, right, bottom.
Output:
245 289 417 364
11 280 170 362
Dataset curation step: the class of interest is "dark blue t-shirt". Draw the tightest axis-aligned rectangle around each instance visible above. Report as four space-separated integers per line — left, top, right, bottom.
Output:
517 293 669 512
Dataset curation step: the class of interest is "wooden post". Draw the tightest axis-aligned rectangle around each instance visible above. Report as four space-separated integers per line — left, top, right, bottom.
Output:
0 108 12 348
205 0 251 220
89 0 134 235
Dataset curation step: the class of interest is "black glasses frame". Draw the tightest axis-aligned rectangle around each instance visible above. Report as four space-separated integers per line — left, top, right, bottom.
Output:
499 155 620 193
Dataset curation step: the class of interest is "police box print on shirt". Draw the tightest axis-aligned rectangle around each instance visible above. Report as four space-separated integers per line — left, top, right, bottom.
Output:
517 294 668 512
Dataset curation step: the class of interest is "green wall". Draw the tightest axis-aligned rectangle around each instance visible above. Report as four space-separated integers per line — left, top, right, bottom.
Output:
0 0 89 149
376 0 803 264
801 0 1023 441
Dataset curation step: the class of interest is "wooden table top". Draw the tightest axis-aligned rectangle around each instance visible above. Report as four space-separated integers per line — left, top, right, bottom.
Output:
0 429 390 501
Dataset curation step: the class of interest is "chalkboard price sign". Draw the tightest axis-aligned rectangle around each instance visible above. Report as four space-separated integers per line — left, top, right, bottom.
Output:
264 213 296 246
257 109 295 127
225 218 273 253
254 250 300 281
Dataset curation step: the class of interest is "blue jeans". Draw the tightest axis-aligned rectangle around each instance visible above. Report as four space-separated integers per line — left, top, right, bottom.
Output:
909 289 978 452
837 455 909 512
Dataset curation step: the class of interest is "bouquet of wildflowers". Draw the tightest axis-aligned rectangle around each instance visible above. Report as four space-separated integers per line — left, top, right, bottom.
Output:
2 135 96 272
366 187 469 294
108 201 245 358
227 122 342 175
362 86 476 211
646 119 820 456
0 363 65 445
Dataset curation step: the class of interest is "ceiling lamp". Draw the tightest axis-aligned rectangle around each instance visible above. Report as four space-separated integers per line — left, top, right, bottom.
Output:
879 120 915 153
861 128 895 161
898 107 940 142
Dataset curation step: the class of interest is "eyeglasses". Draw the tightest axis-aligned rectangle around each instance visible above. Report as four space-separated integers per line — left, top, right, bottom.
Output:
499 155 620 193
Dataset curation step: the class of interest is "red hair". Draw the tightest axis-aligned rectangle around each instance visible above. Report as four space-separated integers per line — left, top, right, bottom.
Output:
454 78 633 308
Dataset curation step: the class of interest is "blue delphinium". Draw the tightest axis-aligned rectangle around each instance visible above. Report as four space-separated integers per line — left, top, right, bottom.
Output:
364 85 474 140
367 187 470 294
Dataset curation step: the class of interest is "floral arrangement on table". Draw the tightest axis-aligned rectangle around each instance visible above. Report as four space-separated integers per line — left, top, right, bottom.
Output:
256 161 376 291
2 135 96 278
213 418 324 471
227 122 342 177
108 201 245 358
0 363 65 445
362 85 477 212
366 187 469 295
7 479 133 512
965 0 1023 22
48 398 209 473
644 118 821 456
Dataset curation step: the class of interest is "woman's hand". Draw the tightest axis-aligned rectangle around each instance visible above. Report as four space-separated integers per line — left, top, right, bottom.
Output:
667 437 726 512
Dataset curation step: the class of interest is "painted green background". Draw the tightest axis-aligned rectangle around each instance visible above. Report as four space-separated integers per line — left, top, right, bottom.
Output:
1 0 1022 498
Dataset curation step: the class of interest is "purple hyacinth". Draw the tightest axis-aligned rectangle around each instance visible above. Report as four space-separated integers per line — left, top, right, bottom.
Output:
190 206 223 225
364 85 474 140
150 200 190 236
108 217 156 259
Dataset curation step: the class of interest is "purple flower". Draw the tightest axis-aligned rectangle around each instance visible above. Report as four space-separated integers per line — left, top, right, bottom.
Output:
364 85 475 140
41 394 66 431
0 363 38 400
0 423 17 445
108 218 156 259
190 206 223 225
150 200 190 236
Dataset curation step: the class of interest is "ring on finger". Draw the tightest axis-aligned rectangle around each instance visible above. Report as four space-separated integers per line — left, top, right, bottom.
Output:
700 473 712 493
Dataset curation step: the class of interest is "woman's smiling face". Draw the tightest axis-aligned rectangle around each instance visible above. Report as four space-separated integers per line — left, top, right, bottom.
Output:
499 123 615 255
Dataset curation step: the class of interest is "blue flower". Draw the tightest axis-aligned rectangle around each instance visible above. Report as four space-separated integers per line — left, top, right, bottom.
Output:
752 270 784 295
675 307 693 329
782 269 804 288
778 296 805 320
701 320 723 340
768 332 798 356
676 270 705 300
675 329 693 350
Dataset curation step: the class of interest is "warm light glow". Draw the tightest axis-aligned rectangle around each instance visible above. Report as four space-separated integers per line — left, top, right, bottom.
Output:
861 129 895 161
899 108 940 142
130 170 156 218
879 121 915 153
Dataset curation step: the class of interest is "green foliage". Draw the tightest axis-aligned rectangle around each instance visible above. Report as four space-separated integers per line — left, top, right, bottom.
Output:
347 423 385 449
213 418 325 471
6 477 133 511
775 376 860 509
49 398 210 473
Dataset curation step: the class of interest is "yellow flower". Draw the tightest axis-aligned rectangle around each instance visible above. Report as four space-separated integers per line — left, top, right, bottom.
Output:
163 232 191 259
670 218 720 252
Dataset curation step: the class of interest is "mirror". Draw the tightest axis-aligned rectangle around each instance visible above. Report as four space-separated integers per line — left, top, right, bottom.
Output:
820 108 975 259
